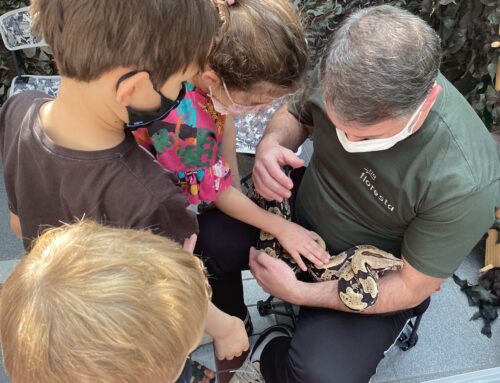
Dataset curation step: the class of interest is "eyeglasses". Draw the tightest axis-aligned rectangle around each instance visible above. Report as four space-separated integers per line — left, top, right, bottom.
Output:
221 81 269 116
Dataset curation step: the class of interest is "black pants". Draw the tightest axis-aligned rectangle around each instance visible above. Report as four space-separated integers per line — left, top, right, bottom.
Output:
196 208 258 320
196 208 428 383
260 302 426 383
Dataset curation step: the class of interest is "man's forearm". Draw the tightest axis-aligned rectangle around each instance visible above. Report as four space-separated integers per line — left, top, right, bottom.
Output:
293 271 437 314
260 102 310 151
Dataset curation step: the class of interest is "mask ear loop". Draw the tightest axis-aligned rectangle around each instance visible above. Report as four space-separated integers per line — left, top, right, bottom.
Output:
116 70 141 90
222 80 237 105
405 99 427 134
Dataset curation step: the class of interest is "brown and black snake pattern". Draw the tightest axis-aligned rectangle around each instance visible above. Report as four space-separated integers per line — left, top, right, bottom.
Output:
248 185 403 311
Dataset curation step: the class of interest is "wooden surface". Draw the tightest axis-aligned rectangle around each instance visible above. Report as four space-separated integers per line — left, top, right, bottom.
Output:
485 229 500 269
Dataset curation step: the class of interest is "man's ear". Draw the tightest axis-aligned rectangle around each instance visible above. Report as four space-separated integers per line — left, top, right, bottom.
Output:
115 71 151 107
422 83 442 113
200 69 221 89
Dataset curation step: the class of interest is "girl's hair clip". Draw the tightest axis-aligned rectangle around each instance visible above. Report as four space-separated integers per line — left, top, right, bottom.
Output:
226 0 236 5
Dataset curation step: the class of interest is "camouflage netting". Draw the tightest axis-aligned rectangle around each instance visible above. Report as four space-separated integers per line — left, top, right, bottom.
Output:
1 0 499 132
294 0 499 131
0 0 56 102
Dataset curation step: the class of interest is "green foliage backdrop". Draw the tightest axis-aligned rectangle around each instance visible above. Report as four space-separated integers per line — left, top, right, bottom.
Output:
1 0 499 131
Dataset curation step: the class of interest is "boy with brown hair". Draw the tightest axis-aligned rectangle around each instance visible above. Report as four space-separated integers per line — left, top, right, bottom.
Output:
1 0 214 247
0 0 248 375
0 221 211 383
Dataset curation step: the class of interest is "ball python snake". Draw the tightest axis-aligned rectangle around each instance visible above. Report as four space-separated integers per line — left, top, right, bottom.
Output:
306 242 403 311
248 185 403 311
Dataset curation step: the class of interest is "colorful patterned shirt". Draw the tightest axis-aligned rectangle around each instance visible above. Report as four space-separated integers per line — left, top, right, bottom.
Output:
134 82 232 205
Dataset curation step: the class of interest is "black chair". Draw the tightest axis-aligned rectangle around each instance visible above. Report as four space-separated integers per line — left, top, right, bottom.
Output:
257 296 298 328
396 296 430 351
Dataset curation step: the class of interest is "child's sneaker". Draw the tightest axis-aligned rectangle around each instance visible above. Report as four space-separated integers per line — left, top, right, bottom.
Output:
229 324 294 383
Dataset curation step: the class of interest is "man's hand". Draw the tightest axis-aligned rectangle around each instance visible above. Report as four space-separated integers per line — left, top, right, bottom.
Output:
273 222 329 271
213 315 249 360
253 142 304 202
249 247 301 304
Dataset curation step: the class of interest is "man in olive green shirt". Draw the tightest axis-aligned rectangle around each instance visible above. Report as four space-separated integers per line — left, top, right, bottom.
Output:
242 5 500 383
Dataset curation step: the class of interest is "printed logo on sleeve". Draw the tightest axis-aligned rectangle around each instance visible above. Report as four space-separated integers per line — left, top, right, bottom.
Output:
360 168 395 212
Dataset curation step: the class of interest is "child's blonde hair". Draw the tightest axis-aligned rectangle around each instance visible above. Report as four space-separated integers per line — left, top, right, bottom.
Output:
0 220 210 383
210 0 308 94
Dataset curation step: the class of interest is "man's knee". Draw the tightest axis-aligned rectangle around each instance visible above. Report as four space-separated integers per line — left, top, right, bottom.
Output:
288 342 376 383
262 326 384 382
261 335 375 383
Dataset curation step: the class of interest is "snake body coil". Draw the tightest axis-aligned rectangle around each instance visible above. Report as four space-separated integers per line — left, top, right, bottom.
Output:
248 184 403 311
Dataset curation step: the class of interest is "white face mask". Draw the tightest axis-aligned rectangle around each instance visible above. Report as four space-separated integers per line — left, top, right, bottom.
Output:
336 100 426 153
208 86 230 115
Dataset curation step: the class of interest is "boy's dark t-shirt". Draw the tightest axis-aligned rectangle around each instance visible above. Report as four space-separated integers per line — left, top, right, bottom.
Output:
0 91 198 249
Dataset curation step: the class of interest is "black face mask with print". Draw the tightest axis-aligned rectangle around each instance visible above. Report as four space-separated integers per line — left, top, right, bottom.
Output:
116 70 186 130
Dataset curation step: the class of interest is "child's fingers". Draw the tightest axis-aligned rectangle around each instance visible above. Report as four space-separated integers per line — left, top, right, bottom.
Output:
290 250 307 272
300 242 329 266
300 247 324 268
216 348 231 360
183 233 197 254
305 239 329 263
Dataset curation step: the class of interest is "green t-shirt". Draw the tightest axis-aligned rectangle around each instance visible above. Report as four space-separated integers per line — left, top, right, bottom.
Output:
289 73 500 278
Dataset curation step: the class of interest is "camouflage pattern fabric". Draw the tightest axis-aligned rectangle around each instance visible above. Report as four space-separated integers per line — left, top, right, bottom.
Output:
234 97 287 154
0 7 43 50
9 75 60 98
293 0 498 131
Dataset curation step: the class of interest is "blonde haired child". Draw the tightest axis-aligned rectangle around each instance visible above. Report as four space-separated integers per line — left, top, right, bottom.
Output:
0 221 247 383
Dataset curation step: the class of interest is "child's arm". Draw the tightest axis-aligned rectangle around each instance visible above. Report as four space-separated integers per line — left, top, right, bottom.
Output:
221 117 242 191
9 212 22 240
205 301 249 360
214 187 330 271
183 235 249 360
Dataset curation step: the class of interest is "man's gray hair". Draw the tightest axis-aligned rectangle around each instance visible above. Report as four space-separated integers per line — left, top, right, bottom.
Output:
320 5 441 125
